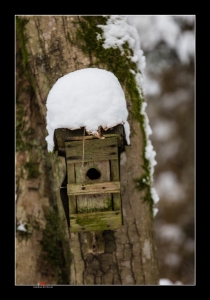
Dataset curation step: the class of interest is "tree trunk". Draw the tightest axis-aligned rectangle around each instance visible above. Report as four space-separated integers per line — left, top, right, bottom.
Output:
15 15 159 285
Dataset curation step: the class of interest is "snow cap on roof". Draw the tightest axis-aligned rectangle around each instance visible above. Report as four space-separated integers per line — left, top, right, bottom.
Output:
45 68 130 152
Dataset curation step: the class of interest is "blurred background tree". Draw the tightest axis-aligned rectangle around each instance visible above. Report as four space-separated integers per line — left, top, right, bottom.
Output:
129 15 195 284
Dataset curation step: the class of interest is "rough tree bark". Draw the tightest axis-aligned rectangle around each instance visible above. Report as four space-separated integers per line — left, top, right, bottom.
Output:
15 15 159 285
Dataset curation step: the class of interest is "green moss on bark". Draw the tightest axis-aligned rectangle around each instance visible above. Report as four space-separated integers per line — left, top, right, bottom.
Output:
39 208 71 284
16 16 35 152
16 16 36 91
24 160 40 179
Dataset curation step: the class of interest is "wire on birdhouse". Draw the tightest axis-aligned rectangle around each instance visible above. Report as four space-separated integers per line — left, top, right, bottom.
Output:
81 127 85 186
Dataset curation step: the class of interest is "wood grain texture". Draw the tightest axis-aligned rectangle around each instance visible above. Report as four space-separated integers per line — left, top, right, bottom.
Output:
67 181 120 195
66 137 118 164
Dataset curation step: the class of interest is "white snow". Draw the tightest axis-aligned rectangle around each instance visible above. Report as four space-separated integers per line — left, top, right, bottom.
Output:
45 68 130 152
153 208 159 217
145 140 157 176
151 188 159 217
17 221 27 232
159 278 183 285
151 188 159 204
139 80 158 209
141 102 153 136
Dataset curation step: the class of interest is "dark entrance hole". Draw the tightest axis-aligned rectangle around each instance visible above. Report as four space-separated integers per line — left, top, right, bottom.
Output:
86 168 101 180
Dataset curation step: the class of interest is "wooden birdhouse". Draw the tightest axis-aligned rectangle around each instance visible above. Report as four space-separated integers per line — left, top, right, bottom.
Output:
54 125 126 232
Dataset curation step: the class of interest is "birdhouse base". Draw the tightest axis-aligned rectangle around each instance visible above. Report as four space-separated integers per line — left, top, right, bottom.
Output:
70 210 122 232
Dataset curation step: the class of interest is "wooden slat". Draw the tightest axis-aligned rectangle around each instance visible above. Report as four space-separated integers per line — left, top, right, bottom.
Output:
69 195 77 214
63 134 120 142
112 193 121 211
67 164 75 183
110 160 121 211
110 159 119 181
54 125 126 153
65 137 118 163
70 210 122 232
77 194 112 213
67 163 77 214
67 181 120 195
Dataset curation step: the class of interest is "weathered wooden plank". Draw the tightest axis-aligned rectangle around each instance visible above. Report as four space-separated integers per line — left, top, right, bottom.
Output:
110 159 119 181
63 134 119 142
67 156 118 164
110 160 121 211
67 181 120 195
67 163 77 214
67 164 75 183
112 193 121 211
70 210 122 232
65 137 118 163
75 161 112 213
77 194 112 213
69 195 77 214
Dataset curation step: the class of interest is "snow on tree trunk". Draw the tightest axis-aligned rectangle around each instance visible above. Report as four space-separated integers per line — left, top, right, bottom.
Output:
16 15 159 285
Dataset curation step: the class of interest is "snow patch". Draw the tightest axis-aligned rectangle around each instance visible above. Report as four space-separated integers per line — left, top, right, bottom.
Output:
151 188 159 204
17 220 27 232
159 278 183 285
153 207 159 217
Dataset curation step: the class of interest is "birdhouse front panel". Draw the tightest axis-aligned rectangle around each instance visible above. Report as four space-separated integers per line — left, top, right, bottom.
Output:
65 136 122 232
